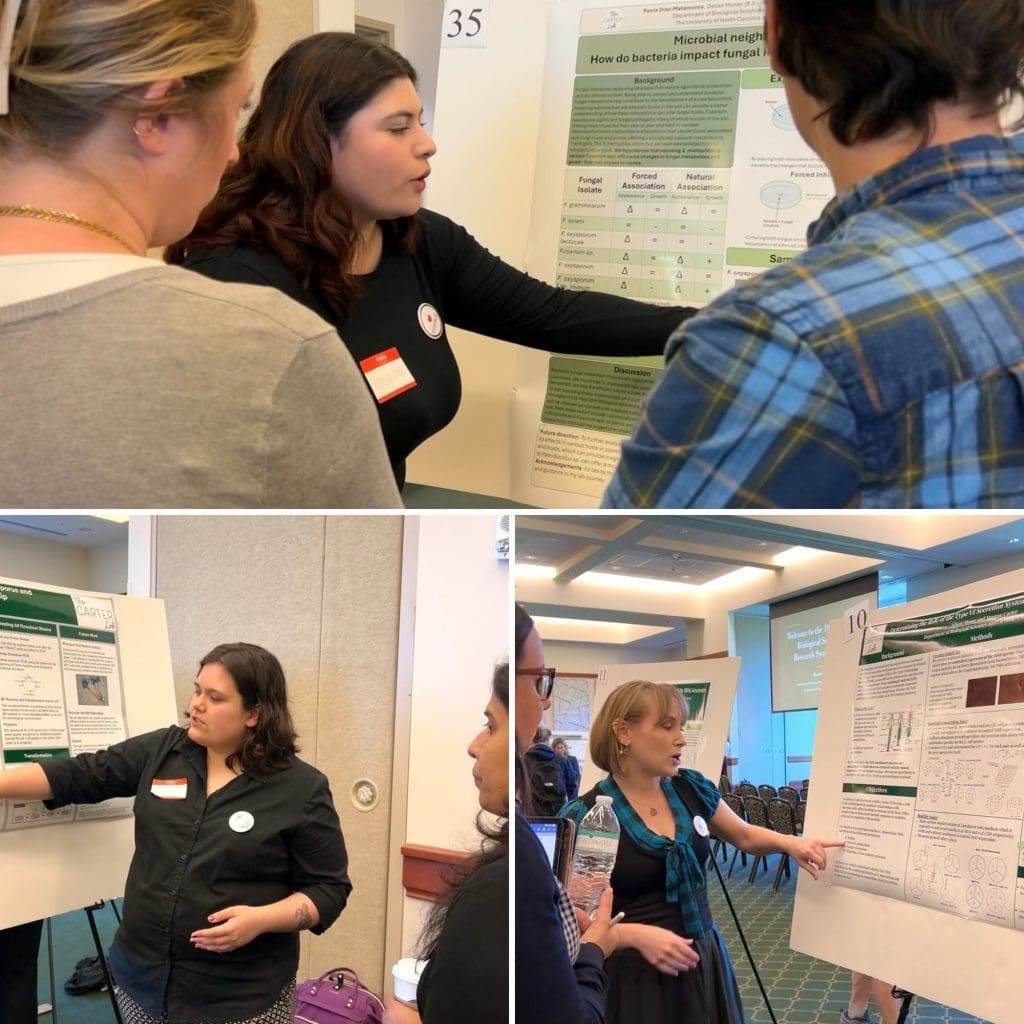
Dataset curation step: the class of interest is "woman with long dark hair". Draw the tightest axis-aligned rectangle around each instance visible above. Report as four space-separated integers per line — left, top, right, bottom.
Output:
167 32 693 487
515 604 616 1022
383 663 510 1024
0 643 350 1024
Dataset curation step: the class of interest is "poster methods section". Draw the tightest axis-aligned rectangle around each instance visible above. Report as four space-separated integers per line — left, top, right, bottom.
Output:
512 0 831 505
0 582 131 830
834 593 1024 934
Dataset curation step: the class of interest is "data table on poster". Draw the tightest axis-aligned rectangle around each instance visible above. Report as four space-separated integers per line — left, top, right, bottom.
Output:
557 169 729 303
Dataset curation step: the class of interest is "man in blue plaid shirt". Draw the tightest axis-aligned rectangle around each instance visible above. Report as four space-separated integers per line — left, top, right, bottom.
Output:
604 0 1024 509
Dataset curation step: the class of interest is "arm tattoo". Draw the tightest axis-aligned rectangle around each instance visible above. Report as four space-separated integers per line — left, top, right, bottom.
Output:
294 902 313 932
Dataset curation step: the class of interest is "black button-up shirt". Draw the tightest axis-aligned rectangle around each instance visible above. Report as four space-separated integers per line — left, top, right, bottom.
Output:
42 726 350 1022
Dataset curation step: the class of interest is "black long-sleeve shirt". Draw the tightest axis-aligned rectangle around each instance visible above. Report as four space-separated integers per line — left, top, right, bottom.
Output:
41 726 350 1023
416 852 508 1024
181 210 693 482
515 812 608 1022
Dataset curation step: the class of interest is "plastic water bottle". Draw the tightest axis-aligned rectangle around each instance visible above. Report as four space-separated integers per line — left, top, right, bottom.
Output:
567 795 620 915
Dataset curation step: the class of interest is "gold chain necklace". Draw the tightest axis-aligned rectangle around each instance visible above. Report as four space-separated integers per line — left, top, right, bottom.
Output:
0 204 139 255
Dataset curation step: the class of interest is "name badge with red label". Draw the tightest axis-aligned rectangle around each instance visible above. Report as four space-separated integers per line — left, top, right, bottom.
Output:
151 777 187 800
359 348 417 404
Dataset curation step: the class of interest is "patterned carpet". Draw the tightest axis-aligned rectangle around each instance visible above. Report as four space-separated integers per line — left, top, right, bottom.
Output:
705 851 991 1024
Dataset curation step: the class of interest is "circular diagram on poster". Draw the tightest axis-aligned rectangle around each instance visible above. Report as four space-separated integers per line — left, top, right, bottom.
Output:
760 181 802 211
771 104 796 130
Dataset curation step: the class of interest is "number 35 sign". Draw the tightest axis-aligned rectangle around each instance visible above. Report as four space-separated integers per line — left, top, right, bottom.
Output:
441 0 490 48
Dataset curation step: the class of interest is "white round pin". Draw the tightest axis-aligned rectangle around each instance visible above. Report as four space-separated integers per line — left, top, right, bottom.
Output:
417 303 444 339
692 815 709 838
229 811 254 833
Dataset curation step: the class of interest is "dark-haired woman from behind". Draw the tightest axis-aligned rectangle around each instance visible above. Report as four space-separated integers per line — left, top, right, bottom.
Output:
383 664 510 1024
168 31 693 487
0 642 350 1024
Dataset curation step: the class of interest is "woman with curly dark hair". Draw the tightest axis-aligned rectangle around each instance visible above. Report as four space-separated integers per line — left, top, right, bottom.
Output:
0 642 350 1024
167 32 693 487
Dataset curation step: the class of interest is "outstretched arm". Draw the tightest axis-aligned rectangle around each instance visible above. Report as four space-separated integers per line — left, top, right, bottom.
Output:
0 764 53 801
709 799 843 879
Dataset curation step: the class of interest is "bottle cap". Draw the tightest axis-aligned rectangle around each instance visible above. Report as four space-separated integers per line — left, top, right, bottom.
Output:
596 795 613 806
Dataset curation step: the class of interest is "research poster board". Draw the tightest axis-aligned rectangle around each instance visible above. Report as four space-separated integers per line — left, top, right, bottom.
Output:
0 575 176 928
584 657 740 794
510 0 831 505
791 569 1024 1024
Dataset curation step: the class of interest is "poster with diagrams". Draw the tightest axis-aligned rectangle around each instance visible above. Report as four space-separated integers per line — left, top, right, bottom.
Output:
0 576 175 929
0 582 133 830
792 572 1024 1024
510 0 832 505
834 593 1024 932
586 658 738 793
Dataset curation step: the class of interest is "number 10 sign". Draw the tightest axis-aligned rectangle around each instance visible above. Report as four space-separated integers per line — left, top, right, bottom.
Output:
442 0 490 48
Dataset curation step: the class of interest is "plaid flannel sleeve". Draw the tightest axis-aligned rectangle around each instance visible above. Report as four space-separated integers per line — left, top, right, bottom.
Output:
602 302 862 508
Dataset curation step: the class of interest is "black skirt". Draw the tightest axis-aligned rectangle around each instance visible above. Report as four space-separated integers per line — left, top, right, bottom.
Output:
605 923 745 1024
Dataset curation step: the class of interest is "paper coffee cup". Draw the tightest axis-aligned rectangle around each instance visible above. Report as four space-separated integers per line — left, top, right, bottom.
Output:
392 958 427 1005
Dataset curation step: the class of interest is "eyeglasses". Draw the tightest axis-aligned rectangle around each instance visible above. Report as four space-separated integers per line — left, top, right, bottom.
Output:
516 666 556 700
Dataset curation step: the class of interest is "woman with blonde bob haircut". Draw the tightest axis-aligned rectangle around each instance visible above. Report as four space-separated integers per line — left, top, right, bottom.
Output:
0 0 397 509
562 679 843 1024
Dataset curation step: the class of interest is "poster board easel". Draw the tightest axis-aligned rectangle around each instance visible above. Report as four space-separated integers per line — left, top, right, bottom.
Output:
792 567 1024 1024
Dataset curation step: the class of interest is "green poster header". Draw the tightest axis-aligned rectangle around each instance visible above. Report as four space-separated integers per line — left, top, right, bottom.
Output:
4 748 70 764
0 617 58 637
860 590 1024 664
842 783 918 798
676 682 711 725
577 26 769 75
0 584 77 625
58 625 116 644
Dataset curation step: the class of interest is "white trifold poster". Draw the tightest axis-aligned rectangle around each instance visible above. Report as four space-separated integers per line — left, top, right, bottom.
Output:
793 569 1024 1024
511 0 831 506
0 575 176 929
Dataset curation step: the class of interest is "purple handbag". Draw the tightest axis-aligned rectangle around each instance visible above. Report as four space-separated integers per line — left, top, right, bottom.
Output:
294 967 385 1024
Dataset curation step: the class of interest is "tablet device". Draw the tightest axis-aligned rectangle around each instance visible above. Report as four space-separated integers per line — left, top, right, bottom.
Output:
528 816 576 887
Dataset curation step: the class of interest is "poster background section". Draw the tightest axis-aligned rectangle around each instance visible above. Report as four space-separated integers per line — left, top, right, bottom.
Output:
588 657 739 794
791 568 1024 1024
0 583 176 929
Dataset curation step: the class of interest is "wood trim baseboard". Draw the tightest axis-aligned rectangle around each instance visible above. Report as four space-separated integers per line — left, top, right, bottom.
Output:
401 844 472 902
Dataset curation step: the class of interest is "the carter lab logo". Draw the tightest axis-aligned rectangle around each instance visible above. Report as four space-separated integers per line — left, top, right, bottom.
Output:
418 303 444 339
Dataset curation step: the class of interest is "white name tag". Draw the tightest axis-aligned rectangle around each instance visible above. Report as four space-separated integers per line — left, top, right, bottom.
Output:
360 347 417 404
151 777 187 800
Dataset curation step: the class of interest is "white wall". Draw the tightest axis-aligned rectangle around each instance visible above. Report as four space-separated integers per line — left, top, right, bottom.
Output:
0 532 90 590
406 0 550 495
353 1 444 127
542 639 684 674
88 539 129 595
398 514 509 955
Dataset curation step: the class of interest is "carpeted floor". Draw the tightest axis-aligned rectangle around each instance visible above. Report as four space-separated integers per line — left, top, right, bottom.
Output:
707 850 991 1024
35 901 122 1024
37 864 992 1024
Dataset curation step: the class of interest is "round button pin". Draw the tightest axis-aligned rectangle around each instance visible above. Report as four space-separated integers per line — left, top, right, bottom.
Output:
229 811 254 833
417 303 444 339
692 814 709 838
